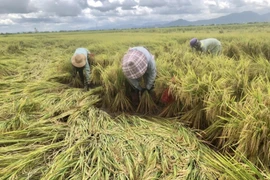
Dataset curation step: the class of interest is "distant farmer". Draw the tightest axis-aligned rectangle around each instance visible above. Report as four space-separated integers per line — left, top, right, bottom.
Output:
71 47 93 91
122 46 156 105
190 38 222 55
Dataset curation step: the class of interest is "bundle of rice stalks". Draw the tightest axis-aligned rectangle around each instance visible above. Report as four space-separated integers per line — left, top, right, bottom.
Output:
111 89 133 112
100 63 134 112
159 100 183 117
90 64 104 85
136 91 159 115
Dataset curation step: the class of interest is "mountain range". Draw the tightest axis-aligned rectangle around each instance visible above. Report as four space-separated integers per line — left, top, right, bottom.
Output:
88 11 270 30
165 11 270 27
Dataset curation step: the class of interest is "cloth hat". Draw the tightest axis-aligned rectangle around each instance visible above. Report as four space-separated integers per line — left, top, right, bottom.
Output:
190 38 198 47
122 49 148 79
71 54 86 68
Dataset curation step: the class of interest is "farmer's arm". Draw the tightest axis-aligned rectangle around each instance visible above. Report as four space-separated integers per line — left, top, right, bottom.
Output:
84 60 91 83
127 78 142 91
145 57 156 90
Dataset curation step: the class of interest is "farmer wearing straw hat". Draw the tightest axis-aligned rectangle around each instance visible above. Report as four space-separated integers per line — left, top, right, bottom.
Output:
190 38 222 55
71 48 92 90
122 46 156 105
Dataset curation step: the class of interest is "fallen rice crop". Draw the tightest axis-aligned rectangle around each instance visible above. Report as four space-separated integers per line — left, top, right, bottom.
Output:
1 24 270 179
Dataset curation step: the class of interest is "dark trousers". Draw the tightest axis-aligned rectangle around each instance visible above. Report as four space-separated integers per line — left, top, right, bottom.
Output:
73 66 85 85
129 85 140 106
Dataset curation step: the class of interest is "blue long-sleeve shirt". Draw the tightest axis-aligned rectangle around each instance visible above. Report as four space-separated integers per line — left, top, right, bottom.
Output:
71 48 91 83
127 47 156 90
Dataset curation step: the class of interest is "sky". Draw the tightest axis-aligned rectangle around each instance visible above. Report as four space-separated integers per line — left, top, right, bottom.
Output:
0 0 269 33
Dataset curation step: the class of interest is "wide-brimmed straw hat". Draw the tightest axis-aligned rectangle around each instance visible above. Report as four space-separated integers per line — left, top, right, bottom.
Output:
71 54 86 68
122 49 148 79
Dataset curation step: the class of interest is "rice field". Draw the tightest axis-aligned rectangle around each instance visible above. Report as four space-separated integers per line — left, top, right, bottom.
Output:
1 23 270 179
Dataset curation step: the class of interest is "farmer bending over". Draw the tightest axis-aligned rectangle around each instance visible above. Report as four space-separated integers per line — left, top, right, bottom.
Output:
71 47 92 90
190 38 222 55
122 46 156 105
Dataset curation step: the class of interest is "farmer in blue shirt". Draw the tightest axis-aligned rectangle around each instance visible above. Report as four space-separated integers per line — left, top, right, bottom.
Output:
190 38 222 55
122 46 156 105
71 48 92 90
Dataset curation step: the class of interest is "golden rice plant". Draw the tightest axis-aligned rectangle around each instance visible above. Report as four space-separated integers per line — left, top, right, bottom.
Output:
0 119 68 179
100 60 133 112
223 42 241 60
45 57 83 88
0 58 21 77
204 76 270 168
90 64 104 85
1 26 270 179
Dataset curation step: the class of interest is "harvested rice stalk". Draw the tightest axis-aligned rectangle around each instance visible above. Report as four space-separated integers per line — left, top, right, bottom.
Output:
111 90 133 112
159 100 183 117
136 91 159 115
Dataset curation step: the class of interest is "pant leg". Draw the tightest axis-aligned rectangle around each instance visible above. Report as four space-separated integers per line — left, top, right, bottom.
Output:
78 68 85 85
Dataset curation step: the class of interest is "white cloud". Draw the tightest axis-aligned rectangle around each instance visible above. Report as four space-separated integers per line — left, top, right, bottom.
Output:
0 0 269 33
134 6 152 15
219 1 231 9
0 19 14 25
87 0 103 7
204 0 217 6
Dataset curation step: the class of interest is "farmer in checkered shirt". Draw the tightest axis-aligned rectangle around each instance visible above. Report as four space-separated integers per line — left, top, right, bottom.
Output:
122 46 156 105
